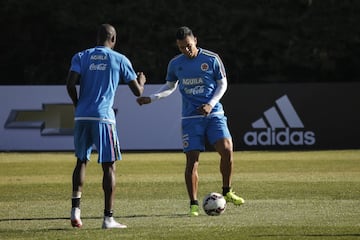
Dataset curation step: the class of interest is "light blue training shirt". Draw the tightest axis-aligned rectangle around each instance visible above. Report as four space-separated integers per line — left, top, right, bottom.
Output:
166 48 226 118
70 46 137 123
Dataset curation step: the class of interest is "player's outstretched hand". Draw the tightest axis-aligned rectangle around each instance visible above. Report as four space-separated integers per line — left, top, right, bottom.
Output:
137 96 151 105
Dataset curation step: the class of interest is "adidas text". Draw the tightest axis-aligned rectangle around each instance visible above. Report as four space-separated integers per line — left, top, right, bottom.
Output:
244 128 316 146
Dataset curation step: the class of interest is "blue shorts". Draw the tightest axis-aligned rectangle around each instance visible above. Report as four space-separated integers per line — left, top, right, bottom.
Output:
181 114 232 152
74 120 121 163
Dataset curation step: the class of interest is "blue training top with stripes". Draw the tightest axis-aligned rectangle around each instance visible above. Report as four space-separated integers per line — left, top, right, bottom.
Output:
166 48 226 117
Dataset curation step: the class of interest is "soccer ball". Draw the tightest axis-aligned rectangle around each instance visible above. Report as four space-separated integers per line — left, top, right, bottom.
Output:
202 192 226 216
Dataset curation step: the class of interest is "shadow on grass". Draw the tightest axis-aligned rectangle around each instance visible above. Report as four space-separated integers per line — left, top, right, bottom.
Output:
0 213 188 222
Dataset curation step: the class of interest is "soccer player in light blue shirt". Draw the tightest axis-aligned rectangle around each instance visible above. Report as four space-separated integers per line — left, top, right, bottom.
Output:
137 26 244 216
66 23 146 229
71 46 137 123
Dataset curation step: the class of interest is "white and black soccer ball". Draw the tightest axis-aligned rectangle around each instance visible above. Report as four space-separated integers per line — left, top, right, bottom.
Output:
202 192 226 216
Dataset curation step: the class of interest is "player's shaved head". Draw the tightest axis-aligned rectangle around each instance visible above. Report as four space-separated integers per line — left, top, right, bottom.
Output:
97 23 116 47
176 26 194 40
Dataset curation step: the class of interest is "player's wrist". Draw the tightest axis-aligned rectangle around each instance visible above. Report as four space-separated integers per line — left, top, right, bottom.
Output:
207 100 216 108
137 80 145 88
150 94 159 102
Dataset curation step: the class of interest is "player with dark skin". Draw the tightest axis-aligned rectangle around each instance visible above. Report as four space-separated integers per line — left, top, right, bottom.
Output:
67 24 145 228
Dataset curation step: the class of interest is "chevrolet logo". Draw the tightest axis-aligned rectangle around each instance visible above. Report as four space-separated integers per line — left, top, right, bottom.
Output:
4 103 75 136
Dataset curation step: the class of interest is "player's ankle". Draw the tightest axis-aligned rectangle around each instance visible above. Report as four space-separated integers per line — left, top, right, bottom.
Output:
71 191 82 208
222 186 231 196
104 209 114 217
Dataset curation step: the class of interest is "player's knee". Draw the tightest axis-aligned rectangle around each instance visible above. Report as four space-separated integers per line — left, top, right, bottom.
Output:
215 138 233 153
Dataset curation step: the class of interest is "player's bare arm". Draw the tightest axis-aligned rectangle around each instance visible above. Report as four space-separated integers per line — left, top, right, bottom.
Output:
66 71 80 107
128 72 146 97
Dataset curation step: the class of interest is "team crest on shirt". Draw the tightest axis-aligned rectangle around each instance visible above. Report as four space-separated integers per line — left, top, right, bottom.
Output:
201 63 209 71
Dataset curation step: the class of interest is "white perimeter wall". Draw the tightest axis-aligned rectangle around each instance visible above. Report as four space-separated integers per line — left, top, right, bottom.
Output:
0 85 182 151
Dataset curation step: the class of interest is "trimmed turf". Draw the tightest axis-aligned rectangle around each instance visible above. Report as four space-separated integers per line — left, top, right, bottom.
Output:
0 150 359 239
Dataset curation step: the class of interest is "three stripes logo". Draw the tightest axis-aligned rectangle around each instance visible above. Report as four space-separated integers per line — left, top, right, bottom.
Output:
244 95 316 146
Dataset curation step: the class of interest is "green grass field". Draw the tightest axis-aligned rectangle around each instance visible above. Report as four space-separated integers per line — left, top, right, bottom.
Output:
0 150 359 240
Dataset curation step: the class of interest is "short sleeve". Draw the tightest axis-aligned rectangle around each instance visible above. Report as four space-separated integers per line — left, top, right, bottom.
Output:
70 52 82 74
213 55 226 81
165 60 178 82
119 56 137 84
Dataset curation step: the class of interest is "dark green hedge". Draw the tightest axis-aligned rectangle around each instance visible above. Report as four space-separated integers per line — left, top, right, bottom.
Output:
2 0 360 84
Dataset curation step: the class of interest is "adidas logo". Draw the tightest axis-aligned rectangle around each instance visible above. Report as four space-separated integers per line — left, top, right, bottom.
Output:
244 95 316 146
